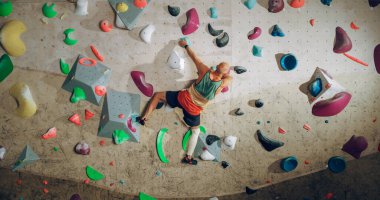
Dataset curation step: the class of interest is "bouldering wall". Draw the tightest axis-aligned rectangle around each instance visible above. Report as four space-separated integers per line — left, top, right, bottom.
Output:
0 0 379 198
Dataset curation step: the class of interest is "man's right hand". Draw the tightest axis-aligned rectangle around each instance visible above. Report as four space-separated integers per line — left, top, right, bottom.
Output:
179 40 188 48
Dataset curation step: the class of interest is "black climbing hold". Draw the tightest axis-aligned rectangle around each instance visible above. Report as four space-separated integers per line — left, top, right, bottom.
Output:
216 32 229 48
207 23 223 36
168 5 180 16
221 161 230 169
257 130 284 152
70 194 81 200
255 99 264 108
233 66 247 74
206 135 220 145
235 108 244 116
156 102 164 109
245 186 257 195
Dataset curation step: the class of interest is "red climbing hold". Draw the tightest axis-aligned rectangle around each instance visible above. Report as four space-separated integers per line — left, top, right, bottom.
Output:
134 0 147 9
278 127 286 134
43 180 48 185
325 192 334 199
85 109 94 120
99 20 112 32
109 161 114 166
95 85 106 96
69 113 82 126
43 188 49 194
350 22 359 30
90 45 104 62
310 19 315 26
41 127 57 140
303 124 311 131
304 160 310 165
373 118 377 123
99 139 105 146
84 178 90 184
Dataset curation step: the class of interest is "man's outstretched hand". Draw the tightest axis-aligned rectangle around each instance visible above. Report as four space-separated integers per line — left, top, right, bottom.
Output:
179 39 187 48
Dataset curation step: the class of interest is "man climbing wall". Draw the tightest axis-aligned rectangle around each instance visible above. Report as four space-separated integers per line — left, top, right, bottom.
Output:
138 39 233 165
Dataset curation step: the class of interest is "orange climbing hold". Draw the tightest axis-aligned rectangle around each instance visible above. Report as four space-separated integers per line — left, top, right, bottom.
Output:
304 160 310 165
99 20 112 32
343 53 368 67
309 19 315 26
69 113 82 126
278 127 286 134
99 139 105 146
303 124 311 131
134 0 147 9
90 45 104 62
85 109 94 120
95 85 106 96
43 188 49 194
41 127 57 140
350 22 359 30
290 0 305 8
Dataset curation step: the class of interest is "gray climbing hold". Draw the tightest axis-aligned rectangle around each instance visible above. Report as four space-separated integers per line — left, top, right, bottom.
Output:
155 170 162 176
255 99 264 108
235 108 244 116
208 23 223 36
194 134 221 162
168 5 180 16
257 130 284 152
206 135 220 145
216 32 229 48
234 66 247 74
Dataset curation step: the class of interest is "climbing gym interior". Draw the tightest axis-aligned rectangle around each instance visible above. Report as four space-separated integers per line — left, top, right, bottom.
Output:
0 0 380 199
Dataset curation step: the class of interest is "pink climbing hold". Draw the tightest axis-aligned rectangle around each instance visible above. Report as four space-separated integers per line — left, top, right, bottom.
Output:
127 117 136 133
278 127 286 134
342 135 368 159
311 92 351 117
310 19 315 26
130 71 153 97
333 27 352 54
374 44 380 74
84 179 90 184
118 114 125 119
41 127 57 140
221 87 229 93
95 85 106 96
181 8 199 35
69 113 82 126
85 109 94 120
247 27 262 40
303 124 311 131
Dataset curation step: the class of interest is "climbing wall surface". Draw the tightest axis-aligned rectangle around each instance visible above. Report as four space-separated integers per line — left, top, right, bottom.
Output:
0 0 380 198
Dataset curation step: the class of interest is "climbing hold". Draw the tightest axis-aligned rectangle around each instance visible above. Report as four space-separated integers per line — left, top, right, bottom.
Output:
328 156 346 173
309 19 315 26
290 0 304 8
60 58 70 75
304 160 310 165
182 126 206 151
257 130 284 151
139 192 157 200
342 135 368 159
75 0 88 16
221 161 230 169
156 102 164 109
321 0 333 6
280 54 297 70
247 27 261 40
224 136 237 150
41 127 57 140
116 2 128 13
90 45 104 62
94 85 106 96
42 180 48 185
119 114 125 119
167 5 180 16
156 128 169 163
333 26 352 53
281 156 298 172
70 194 81 200
0 20 27 57
278 127 286 134
209 7 218 19
43 188 49 194
343 53 368 67
308 78 322 97
99 20 112 32
350 22 359 30
325 120 329 123
85 109 94 120
0 146 6 160
68 113 82 126
216 32 229 48
134 0 147 9
181 8 199 35
140 24 155 44
0 54 13 82
180 37 192 46
235 108 244 116
246 186 257 195
12 145 40 171
9 82 37 118
86 166 105 181
207 24 223 37
325 192 334 199
312 92 352 117
255 99 264 108
234 66 247 74
244 0 256 10
375 44 380 74
71 87 87 103
252 45 263 57
53 147 59 152
131 71 154 97
167 50 184 70
63 28 78 46
127 117 136 133
303 124 311 131
268 0 284 13
155 170 162 176
0 1 12 17
78 57 97 66
16 179 22 185
113 130 130 144
206 135 220 145
74 141 90 155
200 150 216 161
369 0 380 7
42 3 57 18
271 24 285 37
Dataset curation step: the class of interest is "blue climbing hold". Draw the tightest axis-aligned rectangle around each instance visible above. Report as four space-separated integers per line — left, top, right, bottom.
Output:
271 24 285 37
280 54 298 71
328 156 346 173
308 78 322 97
180 37 191 46
252 45 263 57
210 7 218 19
321 0 333 6
280 156 298 172
244 0 257 10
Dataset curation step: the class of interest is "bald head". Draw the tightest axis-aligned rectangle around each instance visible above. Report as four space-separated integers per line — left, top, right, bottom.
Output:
216 62 230 75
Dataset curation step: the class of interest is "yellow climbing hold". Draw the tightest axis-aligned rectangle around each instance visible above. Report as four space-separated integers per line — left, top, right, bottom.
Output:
9 82 37 118
0 20 26 57
116 2 128 13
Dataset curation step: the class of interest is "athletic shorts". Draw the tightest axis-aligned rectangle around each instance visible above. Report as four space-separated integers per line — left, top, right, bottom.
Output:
166 91 200 127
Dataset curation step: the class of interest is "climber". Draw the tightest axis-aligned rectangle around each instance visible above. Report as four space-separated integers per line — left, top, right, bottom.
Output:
138 39 233 165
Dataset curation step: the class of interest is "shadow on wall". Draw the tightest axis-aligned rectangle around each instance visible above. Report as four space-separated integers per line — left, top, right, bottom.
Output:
268 158 287 173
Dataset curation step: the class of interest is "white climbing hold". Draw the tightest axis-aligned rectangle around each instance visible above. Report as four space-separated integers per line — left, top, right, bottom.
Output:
209 197 219 200
0 146 6 160
167 50 184 70
139 24 155 44
200 150 215 161
224 136 237 150
115 15 127 29
75 0 88 16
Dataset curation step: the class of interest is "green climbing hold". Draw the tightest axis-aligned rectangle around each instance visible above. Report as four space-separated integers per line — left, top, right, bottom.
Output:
53 147 58 152
156 128 169 163
63 28 78 46
86 165 105 181
182 126 206 151
0 54 13 82
60 58 70 75
42 3 57 18
139 192 157 200
112 130 130 144
0 1 12 17
70 87 86 103
252 45 263 57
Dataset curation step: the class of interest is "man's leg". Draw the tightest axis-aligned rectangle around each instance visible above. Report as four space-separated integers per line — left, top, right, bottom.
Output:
186 126 200 157
139 92 166 123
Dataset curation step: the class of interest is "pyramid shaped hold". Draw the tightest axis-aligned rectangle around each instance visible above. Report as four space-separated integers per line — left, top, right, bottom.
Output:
290 0 305 8
12 145 40 171
112 129 130 144
193 133 221 162
85 109 94 120
69 113 82 126
268 0 284 13
342 135 368 159
70 87 86 103
271 24 285 37
244 0 257 10
333 27 352 54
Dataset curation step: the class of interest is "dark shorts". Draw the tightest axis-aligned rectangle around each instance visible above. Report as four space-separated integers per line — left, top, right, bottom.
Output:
166 91 200 127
